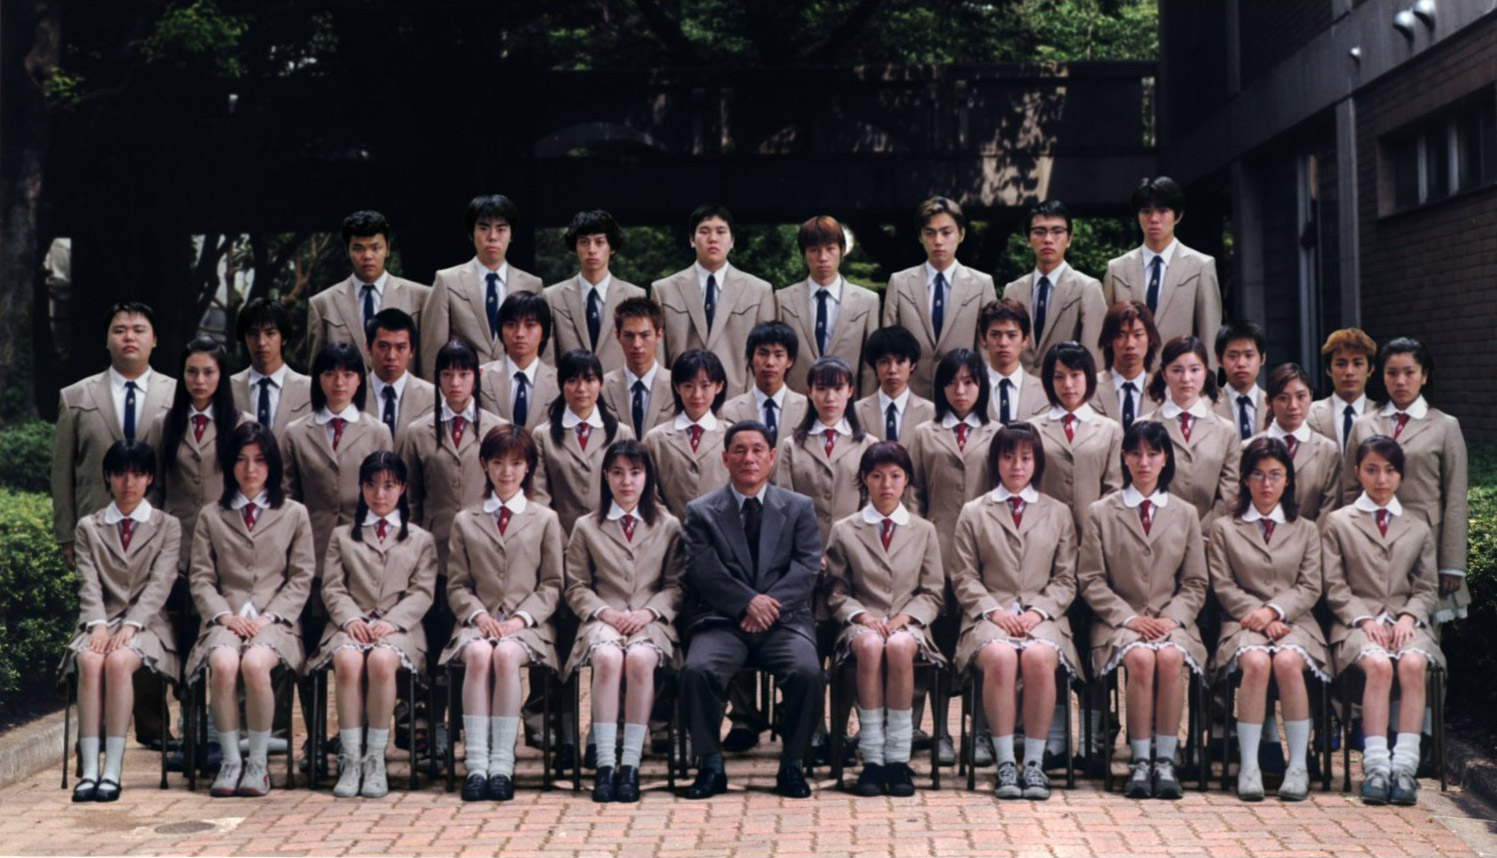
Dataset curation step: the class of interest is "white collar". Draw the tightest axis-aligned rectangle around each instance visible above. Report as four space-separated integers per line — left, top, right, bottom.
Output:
1141 239 1178 268
247 364 288 387
1122 486 1170 508
483 492 527 515
1226 384 1263 405
1047 403 1096 423
990 484 1039 504
752 384 787 410
103 499 154 525
108 366 152 393
369 371 408 401
1032 261 1069 285
355 271 390 292
578 272 612 297
1267 421 1311 443
605 501 638 521
1380 395 1429 420
189 403 215 420
941 411 984 430
924 260 961 286
988 365 1025 389
441 399 477 424
1241 503 1286 524
1332 392 1367 414
814 417 853 437
472 258 509 283
1353 492 1403 517
878 387 911 414
731 484 768 508
506 354 539 384
695 261 730 288
861 502 910 526
808 275 844 302
624 362 660 391
561 407 605 430
316 404 362 424
1159 397 1211 420
231 491 270 511
1111 368 1148 390
674 410 720 431
362 509 403 528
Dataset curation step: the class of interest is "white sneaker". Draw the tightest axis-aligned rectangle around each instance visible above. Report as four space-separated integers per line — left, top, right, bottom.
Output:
332 753 362 797
1279 766 1309 802
210 760 242 797
360 754 388 798
236 758 271 797
1236 767 1264 801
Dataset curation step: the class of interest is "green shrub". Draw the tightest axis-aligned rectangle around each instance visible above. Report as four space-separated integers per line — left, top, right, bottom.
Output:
0 419 53 493
0 488 77 720
1443 442 1497 736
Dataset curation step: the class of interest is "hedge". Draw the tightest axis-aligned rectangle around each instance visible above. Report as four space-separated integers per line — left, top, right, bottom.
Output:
0 488 77 722
1440 443 1497 734
0 419 52 493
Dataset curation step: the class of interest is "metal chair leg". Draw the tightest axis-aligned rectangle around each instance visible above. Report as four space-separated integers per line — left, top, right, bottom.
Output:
540 668 554 792
445 665 459 793
1220 678 1233 793
829 662 846 791
285 670 296 790
1341 674 1352 793
1433 668 1446 792
160 678 170 790
571 671 582 793
1195 673 1207 791
966 669 981 792
929 665 943 791
1319 675 1332 792
185 680 198 792
1063 672 1075 791
407 670 419 792
61 674 73 790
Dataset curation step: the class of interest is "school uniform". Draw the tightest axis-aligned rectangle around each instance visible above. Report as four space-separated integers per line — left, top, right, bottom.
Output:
150 407 253 570
63 501 182 680
231 365 313 440
308 274 432 373
1245 423 1340 522
718 386 809 447
986 366 1049 425
1091 368 1150 430
776 277 881 397
1002 263 1107 375
532 411 636 536
1035 404 1124 533
653 263 776 398
908 414 1002 565
419 259 544 379
1143 400 1240 532
1078 488 1208 677
770 420 875 548
562 507 686 677
398 403 505 570
543 274 650 373
601 363 673 440
438 495 565 670
308 515 438 674
823 504 945 664
366 372 436 448
185 496 317 678
51 368 175 545
881 262 996 400
1102 241 1222 370
853 389 935 447
1321 496 1444 673
281 407 396 576
644 412 730 521
1206 511 1329 682
1307 393 1370 452
1214 385 1272 441
478 355 557 432
950 488 1081 675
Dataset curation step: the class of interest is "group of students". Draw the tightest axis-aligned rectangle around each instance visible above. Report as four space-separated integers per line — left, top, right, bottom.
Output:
53 178 1468 811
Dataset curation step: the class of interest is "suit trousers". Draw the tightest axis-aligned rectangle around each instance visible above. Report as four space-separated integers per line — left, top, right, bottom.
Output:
682 623 823 761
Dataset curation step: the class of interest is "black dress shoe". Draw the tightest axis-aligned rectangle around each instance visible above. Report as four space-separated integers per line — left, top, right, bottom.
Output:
885 762 916 797
775 764 812 798
684 768 727 799
853 763 885 797
487 773 515 801
94 779 121 802
592 766 616 803
72 778 98 802
722 727 759 753
615 765 640 803
461 772 488 802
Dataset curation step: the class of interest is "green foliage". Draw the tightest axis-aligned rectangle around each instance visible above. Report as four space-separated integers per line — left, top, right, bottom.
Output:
135 0 249 79
995 215 1138 285
0 489 77 719
1443 442 1497 733
41 68 84 110
0 420 54 494
1023 0 1159 62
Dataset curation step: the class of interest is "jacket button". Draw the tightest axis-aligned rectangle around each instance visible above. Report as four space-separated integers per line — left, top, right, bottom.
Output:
689 464 699 474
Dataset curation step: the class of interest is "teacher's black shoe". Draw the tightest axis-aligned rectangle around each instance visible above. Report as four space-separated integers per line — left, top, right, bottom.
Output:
615 766 641 803
93 779 121 803
775 764 812 799
71 778 98 803
487 773 514 801
684 768 727 800
592 766 616 803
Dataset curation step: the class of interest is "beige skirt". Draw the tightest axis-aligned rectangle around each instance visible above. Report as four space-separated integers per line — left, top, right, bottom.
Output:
563 618 679 679
439 625 558 672
1090 621 1206 678
1332 625 1445 675
61 625 180 683
1212 621 1331 683
956 617 1079 677
832 621 946 668
185 621 304 680
308 625 429 675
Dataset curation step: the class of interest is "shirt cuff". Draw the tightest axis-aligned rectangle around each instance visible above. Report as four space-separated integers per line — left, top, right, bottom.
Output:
85 619 107 629
1438 568 1466 578
1350 614 1375 627
210 611 230 625
847 609 866 624
515 610 536 628
1024 606 1051 621
1266 603 1286 621
1122 614 1139 628
123 620 144 630
646 608 661 622
466 609 487 626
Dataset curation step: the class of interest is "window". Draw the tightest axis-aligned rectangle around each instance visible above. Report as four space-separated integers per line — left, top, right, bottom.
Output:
1382 90 1497 214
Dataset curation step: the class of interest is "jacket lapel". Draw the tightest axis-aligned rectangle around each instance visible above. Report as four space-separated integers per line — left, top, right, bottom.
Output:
781 289 816 358
831 290 871 358
1155 251 1189 323
461 267 493 346
91 375 125 443
678 272 711 348
561 280 589 349
1235 517 1274 563
905 273 939 347
718 489 755 576
707 269 749 349
755 489 786 580
937 268 983 352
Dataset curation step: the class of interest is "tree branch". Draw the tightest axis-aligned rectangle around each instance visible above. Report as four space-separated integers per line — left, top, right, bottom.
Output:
630 0 702 65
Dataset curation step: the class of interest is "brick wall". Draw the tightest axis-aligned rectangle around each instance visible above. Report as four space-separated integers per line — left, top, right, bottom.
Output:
1238 1 1334 87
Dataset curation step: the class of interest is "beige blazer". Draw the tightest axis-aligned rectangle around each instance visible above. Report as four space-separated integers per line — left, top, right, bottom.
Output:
1102 242 1223 370
439 502 565 669
1213 386 1272 438
543 276 650 372
281 414 395 576
562 511 685 676
908 418 1002 563
399 407 506 570
1143 408 1240 532
186 499 317 677
364 374 436 449
66 507 182 677
1307 395 1372 448
771 431 875 548
775 279 880 397
532 419 637 536
718 389 809 444
600 366 674 438
881 263 997 399
151 409 254 570
1002 267 1107 375
230 366 313 440
419 262 544 378
653 265 776 398
643 420 730 520
478 359 558 432
1206 515 1328 677
823 511 945 663
308 275 432 373
1090 370 1149 426
1078 492 1208 674
853 391 936 446
950 493 1081 673
51 370 175 544
1243 428 1340 522
987 371 1050 424
1321 504 1444 671
311 521 438 672
1035 410 1124 533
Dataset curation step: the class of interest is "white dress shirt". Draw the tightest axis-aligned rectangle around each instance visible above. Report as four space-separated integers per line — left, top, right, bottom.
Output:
1331 393 1368 450
877 387 912 437
924 260 962 319
807 276 844 342
752 384 789 426
506 354 540 414
108 366 154 436
315 404 363 445
368 371 409 417
247 364 288 425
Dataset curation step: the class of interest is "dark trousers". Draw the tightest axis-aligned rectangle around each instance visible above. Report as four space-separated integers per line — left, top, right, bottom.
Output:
681 624 822 763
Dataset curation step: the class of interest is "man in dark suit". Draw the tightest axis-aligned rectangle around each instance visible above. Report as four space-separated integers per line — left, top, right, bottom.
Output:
679 421 824 799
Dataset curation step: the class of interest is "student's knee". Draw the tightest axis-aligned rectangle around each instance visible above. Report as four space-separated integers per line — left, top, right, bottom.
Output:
1360 653 1393 685
1155 646 1184 674
104 649 140 682
1021 643 1057 677
367 648 400 682
851 632 884 664
981 643 1018 680
209 650 240 686
624 646 658 680
1123 648 1155 676
1396 653 1427 684
885 632 919 665
462 642 492 671
591 644 623 677
241 649 277 688
1238 650 1271 683
76 649 105 677
1271 651 1304 681
493 642 527 673
332 648 364 678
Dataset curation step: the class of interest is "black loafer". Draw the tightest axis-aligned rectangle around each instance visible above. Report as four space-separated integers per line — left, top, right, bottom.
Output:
885 763 916 797
592 766 616 803
487 773 515 801
461 772 488 802
72 778 98 803
775 764 812 799
615 765 640 802
94 779 121 802
722 727 759 753
854 763 885 796
684 768 727 799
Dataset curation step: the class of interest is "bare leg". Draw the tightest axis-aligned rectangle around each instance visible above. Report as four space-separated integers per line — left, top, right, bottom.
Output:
365 648 401 732
590 645 624 727
1236 650 1271 725
1270 651 1309 721
76 650 105 740
623 647 658 726
1122 648 1156 741
884 633 918 711
208 649 242 734
490 642 527 717
102 649 142 737
979 643 1019 736
851 633 885 710
240 647 280 733
1153 647 1185 737
462 643 493 719
332 649 366 732
1019 645 1057 741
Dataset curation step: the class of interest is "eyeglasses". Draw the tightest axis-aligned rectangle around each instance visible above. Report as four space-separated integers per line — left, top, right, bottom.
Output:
1247 470 1287 485
1028 227 1070 239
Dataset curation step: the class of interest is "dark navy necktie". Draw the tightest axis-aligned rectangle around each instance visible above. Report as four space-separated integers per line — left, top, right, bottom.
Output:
885 403 898 441
631 380 647 439
1033 275 1051 342
485 272 501 340
1146 256 1162 313
931 272 947 340
815 288 830 353
123 381 138 441
586 287 602 350
513 373 529 426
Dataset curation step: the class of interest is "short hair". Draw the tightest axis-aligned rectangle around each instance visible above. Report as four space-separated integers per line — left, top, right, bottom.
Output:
988 421 1047 488
352 451 410 543
365 307 419 352
863 325 922 369
342 210 391 245
915 196 967 232
237 297 292 341
1026 200 1073 233
688 203 735 236
792 356 866 444
1131 176 1186 214
1377 336 1435 395
549 349 619 447
1265 362 1313 400
613 296 663 334
797 215 846 251
1355 434 1405 474
978 298 1032 340
498 292 552 354
105 301 156 335
564 209 623 251
932 348 991 423
102 439 156 481
309 341 369 411
479 424 539 497
1099 300 1162 371
724 420 774 450
1319 327 1377 362
745 320 799 364
858 441 914 482
1121 419 1176 492
1148 335 1219 404
1041 341 1099 406
465 194 521 234
670 348 729 414
1214 319 1266 359
597 439 661 527
1234 436 1299 521
220 422 287 509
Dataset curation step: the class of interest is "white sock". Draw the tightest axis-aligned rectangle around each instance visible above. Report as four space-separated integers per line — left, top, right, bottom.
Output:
1363 735 1391 775
1284 719 1311 771
462 715 488 775
218 730 242 766
247 729 271 766
1236 721 1262 774
885 708 913 764
366 728 389 760
593 722 618 770
993 733 1016 765
620 723 647 769
1130 737 1151 762
1392 732 1422 776
1154 734 1178 762
488 716 520 777
102 736 127 783
857 707 886 766
1023 736 1047 767
339 728 363 760
78 737 100 782
1045 704 1067 755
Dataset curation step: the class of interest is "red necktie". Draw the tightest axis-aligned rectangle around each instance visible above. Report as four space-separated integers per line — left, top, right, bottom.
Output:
880 517 894 551
192 414 208 443
118 519 134 550
1138 499 1153 535
331 417 346 450
1376 508 1389 538
452 414 467 448
243 502 258 531
621 513 636 542
954 423 969 452
688 424 703 453
1178 413 1192 442
1393 413 1410 439
1062 413 1076 444
1007 496 1024 527
1260 519 1275 544
496 506 512 536
1284 435 1299 458
376 519 389 542
576 422 591 451
823 428 837 457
